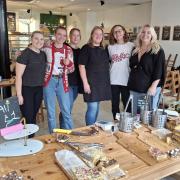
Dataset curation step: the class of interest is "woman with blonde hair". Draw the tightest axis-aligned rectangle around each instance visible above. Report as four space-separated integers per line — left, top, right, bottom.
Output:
79 26 111 125
128 24 165 115
108 25 134 119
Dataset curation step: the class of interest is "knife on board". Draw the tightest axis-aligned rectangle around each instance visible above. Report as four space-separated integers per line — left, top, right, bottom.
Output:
63 141 93 162
67 142 104 148
53 128 95 136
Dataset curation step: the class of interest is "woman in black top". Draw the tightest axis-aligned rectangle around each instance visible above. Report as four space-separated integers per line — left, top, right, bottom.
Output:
68 28 81 110
79 26 111 125
16 31 46 131
128 24 165 115
59 28 82 122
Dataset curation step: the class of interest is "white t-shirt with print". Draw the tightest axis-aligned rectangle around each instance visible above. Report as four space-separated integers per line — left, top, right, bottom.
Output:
43 45 73 76
52 48 65 75
108 42 134 86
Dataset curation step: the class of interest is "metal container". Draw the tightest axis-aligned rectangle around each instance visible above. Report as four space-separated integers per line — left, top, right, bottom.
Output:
152 93 167 129
140 95 153 125
119 112 134 133
152 110 167 129
118 94 135 133
140 109 153 125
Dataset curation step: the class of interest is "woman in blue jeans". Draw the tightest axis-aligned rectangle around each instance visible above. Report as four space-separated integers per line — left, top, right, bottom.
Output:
79 26 111 125
128 24 165 115
59 28 82 123
43 26 74 133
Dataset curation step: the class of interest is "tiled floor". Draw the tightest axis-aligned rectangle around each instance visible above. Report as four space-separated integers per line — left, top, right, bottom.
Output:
36 94 113 136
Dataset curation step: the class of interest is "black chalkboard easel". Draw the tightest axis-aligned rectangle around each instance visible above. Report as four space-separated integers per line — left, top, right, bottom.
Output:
0 96 21 129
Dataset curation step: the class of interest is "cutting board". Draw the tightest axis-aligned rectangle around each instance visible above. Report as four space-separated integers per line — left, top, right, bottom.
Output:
114 127 176 166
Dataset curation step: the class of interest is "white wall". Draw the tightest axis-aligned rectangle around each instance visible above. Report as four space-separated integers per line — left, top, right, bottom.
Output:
67 3 152 46
67 12 93 46
96 3 151 32
12 10 40 33
8 3 152 47
151 0 180 67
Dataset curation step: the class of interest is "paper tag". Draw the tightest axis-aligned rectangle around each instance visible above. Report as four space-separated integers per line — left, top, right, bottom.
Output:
134 122 142 129
115 113 120 121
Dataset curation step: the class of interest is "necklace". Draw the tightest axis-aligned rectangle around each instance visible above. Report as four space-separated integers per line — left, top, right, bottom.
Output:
139 45 151 53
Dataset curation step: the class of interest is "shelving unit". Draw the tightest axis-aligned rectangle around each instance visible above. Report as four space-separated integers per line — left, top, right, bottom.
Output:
8 33 31 60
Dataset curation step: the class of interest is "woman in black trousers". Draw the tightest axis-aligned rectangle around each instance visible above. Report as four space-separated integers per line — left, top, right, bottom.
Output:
16 31 46 136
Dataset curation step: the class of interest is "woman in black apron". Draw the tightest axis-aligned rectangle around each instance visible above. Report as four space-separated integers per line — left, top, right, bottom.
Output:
79 26 111 125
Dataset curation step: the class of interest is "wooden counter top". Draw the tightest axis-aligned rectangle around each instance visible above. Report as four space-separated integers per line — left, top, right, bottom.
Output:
0 126 180 180
0 77 15 87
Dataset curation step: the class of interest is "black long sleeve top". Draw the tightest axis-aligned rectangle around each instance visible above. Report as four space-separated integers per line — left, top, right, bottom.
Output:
128 48 165 93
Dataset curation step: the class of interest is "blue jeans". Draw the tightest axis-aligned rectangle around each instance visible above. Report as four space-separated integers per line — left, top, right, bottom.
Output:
85 102 100 125
130 87 162 115
130 91 146 116
43 77 73 133
152 87 161 110
59 85 78 126
69 86 78 111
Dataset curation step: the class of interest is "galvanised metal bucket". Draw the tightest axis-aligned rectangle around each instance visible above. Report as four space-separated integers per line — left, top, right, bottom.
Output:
152 110 167 129
140 95 153 125
141 109 153 125
119 112 134 133
118 94 135 133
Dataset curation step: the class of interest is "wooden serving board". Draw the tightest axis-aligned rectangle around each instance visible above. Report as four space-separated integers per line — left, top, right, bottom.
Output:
114 126 176 166
137 131 175 151
114 132 157 166
135 126 176 151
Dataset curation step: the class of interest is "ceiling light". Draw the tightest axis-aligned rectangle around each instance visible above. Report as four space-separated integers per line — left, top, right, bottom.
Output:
49 11 53 15
59 18 64 25
27 9 31 13
87 8 91 11
100 0 105 6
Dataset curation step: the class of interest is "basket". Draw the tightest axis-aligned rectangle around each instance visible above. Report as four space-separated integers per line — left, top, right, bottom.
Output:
141 109 153 125
119 112 134 133
140 95 153 125
152 110 167 129
118 94 135 133
152 94 167 129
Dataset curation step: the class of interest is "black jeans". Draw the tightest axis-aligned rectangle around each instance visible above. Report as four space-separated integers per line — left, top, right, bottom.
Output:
20 86 43 137
111 85 130 119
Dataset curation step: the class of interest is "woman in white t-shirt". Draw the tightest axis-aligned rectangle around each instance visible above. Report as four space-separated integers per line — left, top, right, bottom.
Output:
108 25 134 119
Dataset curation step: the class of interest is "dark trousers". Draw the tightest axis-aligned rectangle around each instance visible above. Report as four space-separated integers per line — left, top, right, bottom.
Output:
20 86 43 137
111 85 130 119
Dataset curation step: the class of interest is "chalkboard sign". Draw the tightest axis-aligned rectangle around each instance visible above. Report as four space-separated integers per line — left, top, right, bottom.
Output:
0 96 21 129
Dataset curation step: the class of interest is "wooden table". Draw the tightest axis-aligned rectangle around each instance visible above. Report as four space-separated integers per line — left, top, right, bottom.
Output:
0 126 180 180
0 77 15 99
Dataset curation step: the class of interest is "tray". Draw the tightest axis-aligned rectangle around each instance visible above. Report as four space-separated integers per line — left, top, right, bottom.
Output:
55 149 105 180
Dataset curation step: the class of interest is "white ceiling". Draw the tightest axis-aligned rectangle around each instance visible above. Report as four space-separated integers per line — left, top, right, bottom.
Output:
7 0 151 13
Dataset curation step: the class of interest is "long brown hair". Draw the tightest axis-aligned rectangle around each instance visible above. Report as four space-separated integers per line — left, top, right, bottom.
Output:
88 26 104 47
109 25 129 45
